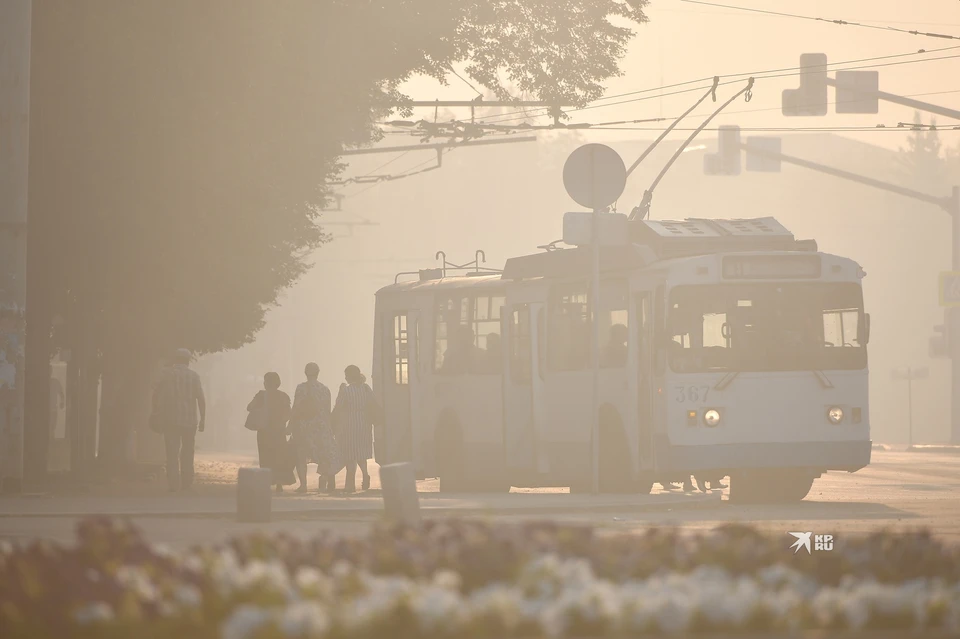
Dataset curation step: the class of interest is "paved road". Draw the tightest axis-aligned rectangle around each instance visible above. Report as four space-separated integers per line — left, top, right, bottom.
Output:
1 450 958 548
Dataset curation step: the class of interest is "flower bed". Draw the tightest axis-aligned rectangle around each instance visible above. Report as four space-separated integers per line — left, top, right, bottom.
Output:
2 518 960 638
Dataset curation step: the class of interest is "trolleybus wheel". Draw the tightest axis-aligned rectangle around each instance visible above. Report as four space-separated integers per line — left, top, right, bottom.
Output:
730 470 815 504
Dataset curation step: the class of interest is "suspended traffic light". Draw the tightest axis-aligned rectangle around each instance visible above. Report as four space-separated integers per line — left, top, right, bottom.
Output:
782 53 828 117
703 125 741 176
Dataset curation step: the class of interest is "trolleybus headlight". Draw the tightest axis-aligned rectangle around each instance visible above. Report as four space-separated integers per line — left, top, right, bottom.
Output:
827 406 844 424
703 409 721 427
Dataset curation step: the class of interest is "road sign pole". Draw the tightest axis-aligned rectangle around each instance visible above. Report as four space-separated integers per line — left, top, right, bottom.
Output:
561 143 627 495
951 187 960 444
591 206 601 495
589 143 601 496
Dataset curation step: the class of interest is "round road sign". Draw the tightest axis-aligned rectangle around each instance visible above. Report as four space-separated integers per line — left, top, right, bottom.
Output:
562 143 627 211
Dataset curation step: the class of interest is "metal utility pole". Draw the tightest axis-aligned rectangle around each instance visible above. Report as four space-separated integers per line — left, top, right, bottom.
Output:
0 1 31 492
893 366 929 447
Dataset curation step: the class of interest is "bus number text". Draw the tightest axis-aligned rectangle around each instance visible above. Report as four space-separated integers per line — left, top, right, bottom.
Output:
674 386 710 404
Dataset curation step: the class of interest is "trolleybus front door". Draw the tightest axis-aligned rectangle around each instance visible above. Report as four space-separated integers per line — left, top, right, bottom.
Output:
381 310 421 470
634 292 655 470
406 311 423 472
502 303 541 478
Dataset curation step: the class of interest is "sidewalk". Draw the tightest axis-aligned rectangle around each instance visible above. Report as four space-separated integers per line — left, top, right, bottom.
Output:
0 490 721 521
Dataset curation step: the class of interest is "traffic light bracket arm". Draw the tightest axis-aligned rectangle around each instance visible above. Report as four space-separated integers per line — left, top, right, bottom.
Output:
824 77 960 121
739 142 955 213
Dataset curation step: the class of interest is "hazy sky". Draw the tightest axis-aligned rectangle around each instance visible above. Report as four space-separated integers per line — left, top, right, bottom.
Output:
402 0 960 152
212 1 960 448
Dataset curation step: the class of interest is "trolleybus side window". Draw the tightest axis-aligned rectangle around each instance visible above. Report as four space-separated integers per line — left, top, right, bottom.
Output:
547 282 629 371
435 296 471 374
548 285 590 371
435 293 505 375
600 281 629 369
474 295 505 374
510 305 532 383
392 313 410 385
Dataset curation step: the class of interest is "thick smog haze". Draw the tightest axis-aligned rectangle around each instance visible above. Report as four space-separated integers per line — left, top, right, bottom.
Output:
7 4 960 636
213 0 960 452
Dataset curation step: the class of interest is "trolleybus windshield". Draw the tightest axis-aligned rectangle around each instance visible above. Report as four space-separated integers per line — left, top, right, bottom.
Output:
667 282 866 373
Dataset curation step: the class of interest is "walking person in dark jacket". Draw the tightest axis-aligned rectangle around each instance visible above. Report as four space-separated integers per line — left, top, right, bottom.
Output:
152 349 206 492
332 365 382 494
247 372 295 493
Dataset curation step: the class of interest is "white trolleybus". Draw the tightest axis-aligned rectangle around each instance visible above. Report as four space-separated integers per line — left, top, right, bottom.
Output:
372 217 871 502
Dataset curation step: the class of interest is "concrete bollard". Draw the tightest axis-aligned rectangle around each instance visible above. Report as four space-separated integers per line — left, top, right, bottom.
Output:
237 467 273 523
380 462 421 525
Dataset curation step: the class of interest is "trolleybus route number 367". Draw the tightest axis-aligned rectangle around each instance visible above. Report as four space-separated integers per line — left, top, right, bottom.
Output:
673 386 710 403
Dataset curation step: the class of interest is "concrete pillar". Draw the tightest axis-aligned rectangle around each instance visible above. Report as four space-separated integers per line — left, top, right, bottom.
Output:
0 1 32 492
237 467 272 523
380 462 421 524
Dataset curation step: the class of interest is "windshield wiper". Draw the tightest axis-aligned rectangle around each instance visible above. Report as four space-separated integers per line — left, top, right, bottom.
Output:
714 371 739 391
714 369 832 391
813 370 834 389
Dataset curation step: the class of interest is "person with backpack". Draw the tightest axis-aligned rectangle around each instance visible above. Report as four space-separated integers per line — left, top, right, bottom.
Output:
151 349 206 492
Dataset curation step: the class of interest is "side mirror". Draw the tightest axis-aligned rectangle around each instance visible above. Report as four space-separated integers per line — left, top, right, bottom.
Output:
721 322 733 340
859 313 871 345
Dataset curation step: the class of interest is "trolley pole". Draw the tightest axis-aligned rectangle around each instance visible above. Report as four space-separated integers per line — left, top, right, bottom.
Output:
0 0 31 492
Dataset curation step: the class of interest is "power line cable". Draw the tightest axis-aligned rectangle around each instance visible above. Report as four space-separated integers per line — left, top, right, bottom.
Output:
474 46 960 125
658 6 960 27
447 65 484 98
679 0 960 41
337 148 459 197
380 88 960 141
591 125 960 132
359 150 413 177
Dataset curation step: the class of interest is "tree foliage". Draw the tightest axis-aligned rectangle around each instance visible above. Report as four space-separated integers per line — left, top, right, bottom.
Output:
30 0 648 465
897 111 948 194
37 0 647 355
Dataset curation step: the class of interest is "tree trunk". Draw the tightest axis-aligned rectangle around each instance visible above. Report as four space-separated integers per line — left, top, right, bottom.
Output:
97 339 160 476
22 282 51 489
